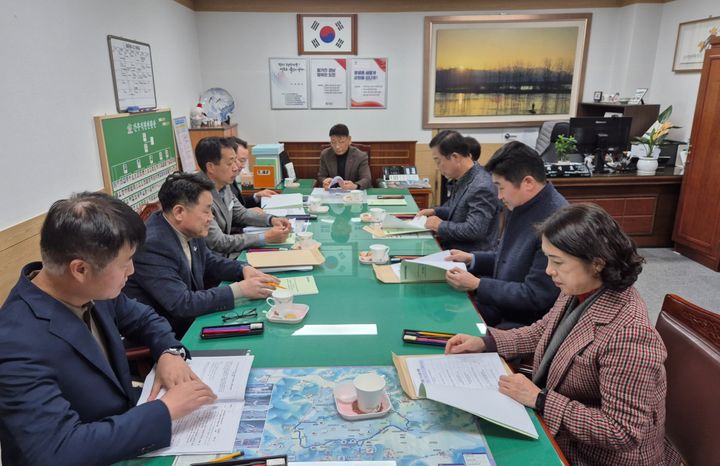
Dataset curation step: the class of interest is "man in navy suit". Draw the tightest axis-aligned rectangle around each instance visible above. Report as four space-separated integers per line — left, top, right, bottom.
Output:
123 172 279 337
0 192 216 466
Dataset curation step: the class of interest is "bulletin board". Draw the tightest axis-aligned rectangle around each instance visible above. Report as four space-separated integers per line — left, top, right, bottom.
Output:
94 109 178 212
107 35 157 112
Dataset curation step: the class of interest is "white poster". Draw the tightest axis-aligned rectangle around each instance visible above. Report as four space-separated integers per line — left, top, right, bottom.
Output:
269 58 308 109
310 58 348 109
350 58 387 109
172 116 196 173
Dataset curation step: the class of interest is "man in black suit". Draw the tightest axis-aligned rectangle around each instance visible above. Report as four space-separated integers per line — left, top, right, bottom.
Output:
123 172 279 337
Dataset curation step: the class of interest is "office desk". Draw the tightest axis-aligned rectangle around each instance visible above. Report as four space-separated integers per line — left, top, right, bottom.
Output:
120 190 565 466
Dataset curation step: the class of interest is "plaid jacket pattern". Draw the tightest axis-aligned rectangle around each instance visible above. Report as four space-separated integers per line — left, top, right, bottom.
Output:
490 287 668 466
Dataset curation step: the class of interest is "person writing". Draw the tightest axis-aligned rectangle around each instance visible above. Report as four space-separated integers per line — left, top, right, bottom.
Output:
0 192 216 465
196 137 291 259
445 204 670 466
318 123 372 190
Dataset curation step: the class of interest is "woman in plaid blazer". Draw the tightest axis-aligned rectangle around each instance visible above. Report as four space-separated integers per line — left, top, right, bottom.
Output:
446 204 671 466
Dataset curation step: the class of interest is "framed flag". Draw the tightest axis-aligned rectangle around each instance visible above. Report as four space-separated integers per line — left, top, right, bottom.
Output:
297 14 357 55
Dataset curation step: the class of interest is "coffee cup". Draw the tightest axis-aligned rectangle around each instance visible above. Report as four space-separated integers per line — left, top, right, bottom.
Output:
284 177 294 186
369 244 389 263
353 372 386 412
308 197 321 211
350 190 363 202
266 288 294 317
296 231 313 248
369 207 386 223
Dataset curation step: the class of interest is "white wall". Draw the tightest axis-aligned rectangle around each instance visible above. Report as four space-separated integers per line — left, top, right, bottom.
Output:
195 5 669 148
0 0 202 229
650 0 720 141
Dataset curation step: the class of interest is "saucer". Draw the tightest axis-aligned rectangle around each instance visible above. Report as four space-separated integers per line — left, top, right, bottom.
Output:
359 213 382 223
308 205 329 214
343 194 364 204
267 303 309 324
359 252 388 265
333 382 392 421
292 239 322 250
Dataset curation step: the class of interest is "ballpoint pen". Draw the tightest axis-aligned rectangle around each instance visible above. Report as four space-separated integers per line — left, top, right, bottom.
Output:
209 451 244 463
268 282 286 289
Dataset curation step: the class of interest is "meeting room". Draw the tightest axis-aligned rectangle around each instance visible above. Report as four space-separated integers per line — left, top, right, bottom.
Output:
1 1 719 465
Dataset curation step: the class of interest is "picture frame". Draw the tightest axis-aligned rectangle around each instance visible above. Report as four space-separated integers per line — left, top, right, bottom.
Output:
593 91 603 102
673 16 719 72
297 14 357 55
628 88 647 105
423 14 592 128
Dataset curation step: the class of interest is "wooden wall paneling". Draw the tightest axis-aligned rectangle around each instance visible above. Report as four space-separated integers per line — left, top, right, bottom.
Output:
0 214 45 303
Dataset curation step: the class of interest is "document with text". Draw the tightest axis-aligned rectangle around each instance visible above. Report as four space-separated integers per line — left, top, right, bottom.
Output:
394 352 538 439
138 355 254 456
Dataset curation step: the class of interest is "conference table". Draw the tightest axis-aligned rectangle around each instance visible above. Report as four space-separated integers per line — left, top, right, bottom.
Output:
122 184 566 466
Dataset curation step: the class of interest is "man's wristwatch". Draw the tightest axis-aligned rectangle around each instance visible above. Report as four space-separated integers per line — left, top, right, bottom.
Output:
162 346 187 360
535 388 549 415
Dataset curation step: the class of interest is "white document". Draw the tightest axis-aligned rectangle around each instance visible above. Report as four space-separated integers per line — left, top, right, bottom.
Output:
261 193 303 209
406 250 467 272
262 207 307 216
137 356 255 456
290 463 396 466
382 214 428 230
385 250 467 281
292 324 378 336
258 265 313 273
406 353 538 439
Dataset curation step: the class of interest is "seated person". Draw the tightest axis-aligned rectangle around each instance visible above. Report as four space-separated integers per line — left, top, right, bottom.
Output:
318 123 372 190
123 172 279 337
446 203 669 466
418 130 500 252
0 192 216 465
196 137 291 259
445 142 568 328
465 135 481 162
227 136 277 212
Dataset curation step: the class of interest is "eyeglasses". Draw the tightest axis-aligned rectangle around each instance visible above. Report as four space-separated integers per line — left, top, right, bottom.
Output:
222 308 257 322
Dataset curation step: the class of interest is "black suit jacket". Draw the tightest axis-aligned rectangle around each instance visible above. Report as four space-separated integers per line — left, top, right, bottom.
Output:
123 211 247 336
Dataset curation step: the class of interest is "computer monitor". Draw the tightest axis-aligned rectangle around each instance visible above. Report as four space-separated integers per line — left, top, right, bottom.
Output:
569 116 632 155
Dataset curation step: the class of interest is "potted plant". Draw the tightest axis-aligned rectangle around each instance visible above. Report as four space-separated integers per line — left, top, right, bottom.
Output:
633 106 678 174
554 135 577 163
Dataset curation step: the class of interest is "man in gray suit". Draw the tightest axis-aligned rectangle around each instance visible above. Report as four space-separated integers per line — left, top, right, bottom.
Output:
196 137 291 259
418 130 500 252
318 124 372 190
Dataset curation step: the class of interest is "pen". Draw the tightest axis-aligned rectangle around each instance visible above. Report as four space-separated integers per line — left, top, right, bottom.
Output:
209 451 244 463
405 330 454 338
403 335 449 346
268 282 286 289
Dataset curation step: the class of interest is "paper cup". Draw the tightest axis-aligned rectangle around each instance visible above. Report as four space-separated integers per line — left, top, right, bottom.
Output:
353 373 386 412
369 244 389 263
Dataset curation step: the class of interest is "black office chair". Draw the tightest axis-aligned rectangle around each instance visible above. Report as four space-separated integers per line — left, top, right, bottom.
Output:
535 120 570 162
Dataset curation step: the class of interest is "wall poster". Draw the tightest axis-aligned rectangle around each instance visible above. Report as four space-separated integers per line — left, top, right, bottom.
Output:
269 58 308 109
310 58 348 109
350 58 388 108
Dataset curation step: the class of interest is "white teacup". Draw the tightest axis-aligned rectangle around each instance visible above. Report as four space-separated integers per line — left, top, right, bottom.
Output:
369 207 386 223
350 189 363 202
296 231 313 248
353 373 386 412
308 197 322 211
284 177 294 186
369 244 389 263
266 288 294 317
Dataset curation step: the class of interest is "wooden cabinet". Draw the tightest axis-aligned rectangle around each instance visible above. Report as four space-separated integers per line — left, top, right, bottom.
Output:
673 36 720 271
552 167 683 248
188 123 238 163
577 102 659 139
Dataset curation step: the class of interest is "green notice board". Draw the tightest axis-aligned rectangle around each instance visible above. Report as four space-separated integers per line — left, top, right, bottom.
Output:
94 109 178 212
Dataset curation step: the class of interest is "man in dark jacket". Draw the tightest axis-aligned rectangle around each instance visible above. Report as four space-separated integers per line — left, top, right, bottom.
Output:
418 130 500 252
446 142 568 328
123 172 279 337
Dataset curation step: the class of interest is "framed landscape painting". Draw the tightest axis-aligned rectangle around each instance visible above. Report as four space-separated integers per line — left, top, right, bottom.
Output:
423 14 592 128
